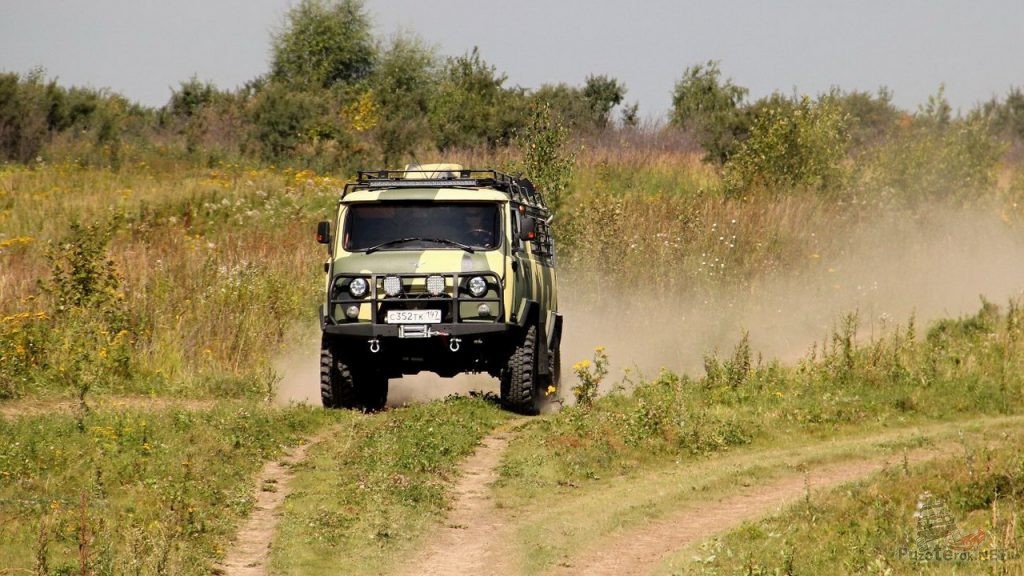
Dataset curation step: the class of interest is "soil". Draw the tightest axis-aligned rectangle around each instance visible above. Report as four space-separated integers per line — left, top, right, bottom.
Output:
547 447 941 576
389 437 942 576
394 428 518 576
217 435 324 576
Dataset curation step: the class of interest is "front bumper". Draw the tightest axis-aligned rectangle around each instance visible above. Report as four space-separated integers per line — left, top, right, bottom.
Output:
322 322 513 338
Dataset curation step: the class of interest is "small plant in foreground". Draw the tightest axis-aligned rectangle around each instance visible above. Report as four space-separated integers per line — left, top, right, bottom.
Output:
572 346 608 408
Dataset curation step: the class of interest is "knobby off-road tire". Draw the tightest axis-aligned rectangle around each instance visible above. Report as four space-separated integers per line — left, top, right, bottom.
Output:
502 325 540 415
320 338 357 409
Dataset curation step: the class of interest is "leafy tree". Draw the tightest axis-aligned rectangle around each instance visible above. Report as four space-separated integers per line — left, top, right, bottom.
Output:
620 102 640 128
828 87 899 149
975 87 1024 141
0 70 51 162
918 84 953 127
670 61 748 162
428 48 519 150
582 74 626 128
167 76 220 119
270 0 376 90
369 34 437 166
530 83 593 131
513 103 576 215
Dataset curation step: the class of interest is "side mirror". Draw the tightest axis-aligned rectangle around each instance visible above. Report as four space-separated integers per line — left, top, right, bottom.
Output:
519 216 536 242
316 221 331 245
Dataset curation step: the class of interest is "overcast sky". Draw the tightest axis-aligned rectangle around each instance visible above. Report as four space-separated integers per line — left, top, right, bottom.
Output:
1 0 1021 121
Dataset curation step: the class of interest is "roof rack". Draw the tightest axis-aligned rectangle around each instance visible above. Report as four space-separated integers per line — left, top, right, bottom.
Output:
342 169 548 210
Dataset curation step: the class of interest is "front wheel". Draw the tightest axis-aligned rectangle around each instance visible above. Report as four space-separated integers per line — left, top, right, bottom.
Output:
501 326 540 415
321 337 388 411
321 337 357 409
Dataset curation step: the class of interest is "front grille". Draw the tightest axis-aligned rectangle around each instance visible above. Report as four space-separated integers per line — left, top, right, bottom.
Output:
328 272 502 325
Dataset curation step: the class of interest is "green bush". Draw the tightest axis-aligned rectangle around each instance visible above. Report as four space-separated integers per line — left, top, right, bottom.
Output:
1 220 138 399
510 103 577 215
854 102 1002 205
248 83 328 161
427 48 525 150
724 95 850 196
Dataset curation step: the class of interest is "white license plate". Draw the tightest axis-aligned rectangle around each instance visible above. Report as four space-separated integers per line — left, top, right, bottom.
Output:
385 309 442 324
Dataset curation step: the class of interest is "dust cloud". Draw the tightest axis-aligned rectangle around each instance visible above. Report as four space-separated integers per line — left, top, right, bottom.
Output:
562 205 1024 383
275 205 1024 407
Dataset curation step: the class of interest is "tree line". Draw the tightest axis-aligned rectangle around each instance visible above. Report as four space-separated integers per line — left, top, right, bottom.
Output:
1 0 1023 175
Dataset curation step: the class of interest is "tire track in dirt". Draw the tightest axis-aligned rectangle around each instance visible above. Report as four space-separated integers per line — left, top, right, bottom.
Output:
548 447 943 576
394 424 523 576
217 431 331 576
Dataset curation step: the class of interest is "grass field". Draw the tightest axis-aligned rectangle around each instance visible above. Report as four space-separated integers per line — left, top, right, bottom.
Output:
2 119 1024 574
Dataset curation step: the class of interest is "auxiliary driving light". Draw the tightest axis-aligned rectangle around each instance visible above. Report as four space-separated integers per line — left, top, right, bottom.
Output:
345 305 360 319
383 275 402 297
426 275 445 296
477 304 492 317
348 277 368 298
468 276 487 297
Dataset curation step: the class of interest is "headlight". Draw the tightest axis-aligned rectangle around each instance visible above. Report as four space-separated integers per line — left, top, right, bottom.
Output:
383 275 402 297
426 275 445 296
348 277 368 298
468 276 487 297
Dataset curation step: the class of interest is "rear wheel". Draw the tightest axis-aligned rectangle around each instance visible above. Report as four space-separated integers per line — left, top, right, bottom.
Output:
501 326 540 415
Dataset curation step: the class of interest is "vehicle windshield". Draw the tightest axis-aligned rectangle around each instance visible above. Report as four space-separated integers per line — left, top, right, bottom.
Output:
343 201 501 252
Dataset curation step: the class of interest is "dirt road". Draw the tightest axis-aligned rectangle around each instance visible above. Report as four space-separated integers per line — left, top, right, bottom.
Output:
387 417 1020 576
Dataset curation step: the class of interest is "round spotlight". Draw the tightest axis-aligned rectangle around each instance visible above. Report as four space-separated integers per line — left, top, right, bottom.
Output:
345 305 360 319
468 276 487 297
348 277 368 298
426 275 445 296
383 275 402 297
477 303 492 317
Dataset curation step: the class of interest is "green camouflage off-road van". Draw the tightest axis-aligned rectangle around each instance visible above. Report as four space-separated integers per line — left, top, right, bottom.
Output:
316 164 562 414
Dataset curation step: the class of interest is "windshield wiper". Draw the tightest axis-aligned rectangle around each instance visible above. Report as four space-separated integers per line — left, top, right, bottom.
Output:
364 237 475 254
422 238 476 253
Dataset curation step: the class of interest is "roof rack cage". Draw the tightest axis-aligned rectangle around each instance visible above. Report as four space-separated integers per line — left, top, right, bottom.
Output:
343 169 548 210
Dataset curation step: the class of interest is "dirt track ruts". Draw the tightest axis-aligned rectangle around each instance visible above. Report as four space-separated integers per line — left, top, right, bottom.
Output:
394 428 518 576
218 432 329 576
547 447 941 576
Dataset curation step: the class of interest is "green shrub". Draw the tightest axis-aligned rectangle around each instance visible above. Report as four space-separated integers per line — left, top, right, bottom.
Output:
248 83 328 161
724 95 850 196
510 103 577 215
428 48 525 150
853 112 1002 205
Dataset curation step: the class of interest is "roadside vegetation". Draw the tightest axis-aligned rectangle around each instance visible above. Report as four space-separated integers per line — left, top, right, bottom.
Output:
674 426 1024 575
3 0 1024 574
498 300 1024 497
0 402 334 574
